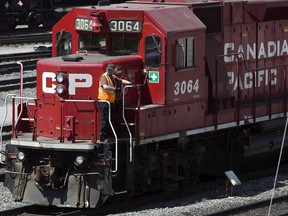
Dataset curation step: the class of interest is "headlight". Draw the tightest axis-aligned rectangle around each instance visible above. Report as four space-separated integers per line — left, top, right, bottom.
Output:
56 85 67 96
17 151 25 161
56 85 64 94
56 73 67 84
74 156 85 166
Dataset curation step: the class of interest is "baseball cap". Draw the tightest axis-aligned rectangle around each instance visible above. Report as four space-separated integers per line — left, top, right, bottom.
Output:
106 64 115 71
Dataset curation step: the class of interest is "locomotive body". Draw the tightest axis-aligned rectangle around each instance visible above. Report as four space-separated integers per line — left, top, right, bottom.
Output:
4 0 288 208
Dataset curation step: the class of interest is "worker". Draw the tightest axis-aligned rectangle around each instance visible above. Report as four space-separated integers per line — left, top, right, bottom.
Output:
98 64 132 143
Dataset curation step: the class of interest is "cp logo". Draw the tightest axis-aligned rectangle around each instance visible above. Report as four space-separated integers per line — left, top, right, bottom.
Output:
42 72 93 95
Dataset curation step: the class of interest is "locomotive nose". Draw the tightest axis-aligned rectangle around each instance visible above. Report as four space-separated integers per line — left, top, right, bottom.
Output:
39 54 142 99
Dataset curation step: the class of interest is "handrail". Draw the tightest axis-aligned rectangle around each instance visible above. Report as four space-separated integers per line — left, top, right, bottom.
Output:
121 68 149 162
16 62 23 127
122 84 134 163
97 100 118 173
0 94 15 164
12 96 37 129
61 99 119 173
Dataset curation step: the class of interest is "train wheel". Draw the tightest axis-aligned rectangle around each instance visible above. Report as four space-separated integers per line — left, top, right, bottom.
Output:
178 139 207 186
26 12 42 29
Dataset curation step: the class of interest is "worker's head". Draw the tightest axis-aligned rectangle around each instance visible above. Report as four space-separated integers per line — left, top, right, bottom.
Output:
106 64 116 75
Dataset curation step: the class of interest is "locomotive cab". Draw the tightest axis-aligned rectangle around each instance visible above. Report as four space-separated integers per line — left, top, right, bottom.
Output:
50 3 208 139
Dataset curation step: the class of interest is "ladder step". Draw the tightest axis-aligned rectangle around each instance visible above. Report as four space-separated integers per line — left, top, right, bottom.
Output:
120 122 135 126
20 118 34 121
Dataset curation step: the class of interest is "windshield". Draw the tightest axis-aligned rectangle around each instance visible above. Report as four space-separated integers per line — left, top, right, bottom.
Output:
111 34 139 55
79 34 106 52
78 33 139 55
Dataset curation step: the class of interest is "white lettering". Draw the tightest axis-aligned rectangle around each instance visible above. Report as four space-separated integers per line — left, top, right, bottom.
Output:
174 79 199 96
233 75 243 91
258 43 267 59
42 72 93 95
42 72 56 93
224 39 288 63
69 74 93 94
244 72 253 89
271 69 277 85
224 43 234 62
237 45 244 60
227 69 277 91
227 71 234 85
247 43 256 60
281 40 288 55
257 70 265 87
268 41 276 58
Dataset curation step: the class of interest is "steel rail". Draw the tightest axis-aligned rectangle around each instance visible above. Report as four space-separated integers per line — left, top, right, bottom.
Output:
0 52 51 80
0 32 51 45
0 60 37 73
0 204 83 216
0 76 35 85
0 76 36 92
207 194 288 216
0 51 51 62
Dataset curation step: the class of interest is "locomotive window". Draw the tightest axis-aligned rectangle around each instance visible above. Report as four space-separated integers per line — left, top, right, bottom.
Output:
145 35 161 67
176 37 195 70
79 34 106 52
56 31 72 56
111 34 139 55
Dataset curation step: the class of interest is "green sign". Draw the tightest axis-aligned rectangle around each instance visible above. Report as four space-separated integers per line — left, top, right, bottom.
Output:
149 71 159 83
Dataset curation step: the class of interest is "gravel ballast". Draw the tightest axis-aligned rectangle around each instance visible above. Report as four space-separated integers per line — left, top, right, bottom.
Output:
0 171 288 215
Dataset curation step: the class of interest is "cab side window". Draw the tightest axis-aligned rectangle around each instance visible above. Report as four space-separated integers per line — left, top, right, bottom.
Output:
56 31 72 56
145 36 161 67
176 37 195 70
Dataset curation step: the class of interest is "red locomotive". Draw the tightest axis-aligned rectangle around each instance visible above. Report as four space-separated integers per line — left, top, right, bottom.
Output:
3 0 288 208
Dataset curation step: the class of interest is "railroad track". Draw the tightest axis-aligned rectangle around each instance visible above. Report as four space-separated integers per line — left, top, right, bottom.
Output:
0 205 84 216
1 188 288 216
0 51 52 75
0 59 38 73
0 31 51 45
209 194 288 215
0 76 36 92
0 50 51 62
0 51 51 64
0 51 51 91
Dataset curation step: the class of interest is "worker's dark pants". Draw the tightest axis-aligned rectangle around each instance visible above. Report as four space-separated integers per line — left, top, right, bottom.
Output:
98 101 115 141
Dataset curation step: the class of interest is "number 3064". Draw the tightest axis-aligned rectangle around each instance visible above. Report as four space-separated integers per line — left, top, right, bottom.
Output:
174 79 199 95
